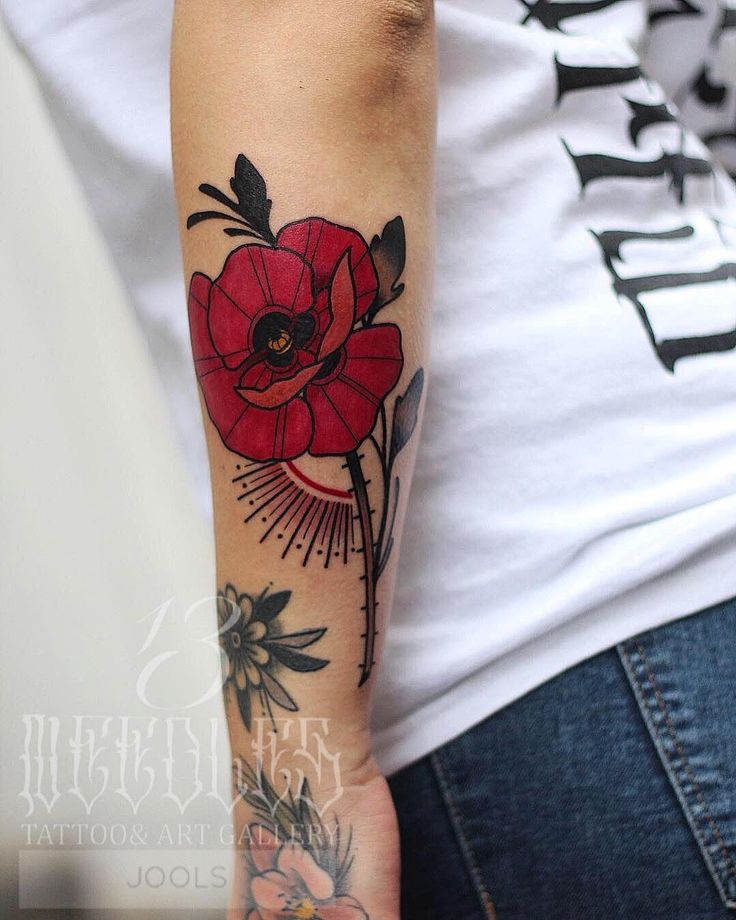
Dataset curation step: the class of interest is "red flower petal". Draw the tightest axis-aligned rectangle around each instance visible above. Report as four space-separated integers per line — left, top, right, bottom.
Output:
307 325 403 456
209 246 314 369
188 273 219 369
313 289 332 340
225 399 314 461
188 271 314 461
237 363 322 408
277 218 378 320
238 348 316 392
318 251 356 359
237 349 321 410
198 361 251 435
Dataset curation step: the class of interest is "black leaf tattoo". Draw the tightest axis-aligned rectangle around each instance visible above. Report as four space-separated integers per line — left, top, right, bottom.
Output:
258 671 298 712
389 368 424 465
266 627 327 649
229 153 275 242
188 154 276 244
366 216 406 321
255 587 292 622
266 643 331 673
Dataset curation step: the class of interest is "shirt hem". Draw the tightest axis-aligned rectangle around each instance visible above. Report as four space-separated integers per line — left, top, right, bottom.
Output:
372 536 736 776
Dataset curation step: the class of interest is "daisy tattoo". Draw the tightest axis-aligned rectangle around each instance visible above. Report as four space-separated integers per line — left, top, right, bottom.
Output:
217 583 328 731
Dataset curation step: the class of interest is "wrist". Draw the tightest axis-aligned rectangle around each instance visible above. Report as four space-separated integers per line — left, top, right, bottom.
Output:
229 747 398 920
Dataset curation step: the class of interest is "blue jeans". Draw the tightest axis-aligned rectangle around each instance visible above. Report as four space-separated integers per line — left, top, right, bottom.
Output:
388 595 736 919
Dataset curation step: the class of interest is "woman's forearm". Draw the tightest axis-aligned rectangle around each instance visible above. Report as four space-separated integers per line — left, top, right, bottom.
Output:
172 2 435 915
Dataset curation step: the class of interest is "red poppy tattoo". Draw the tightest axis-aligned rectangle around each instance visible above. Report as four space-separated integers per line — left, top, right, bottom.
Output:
189 223 402 460
187 155 423 686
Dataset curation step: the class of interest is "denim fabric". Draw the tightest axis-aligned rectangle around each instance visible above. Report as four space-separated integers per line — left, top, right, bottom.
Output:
389 595 736 919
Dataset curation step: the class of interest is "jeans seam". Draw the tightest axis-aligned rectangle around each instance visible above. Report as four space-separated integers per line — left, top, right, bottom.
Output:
430 749 498 920
618 639 736 910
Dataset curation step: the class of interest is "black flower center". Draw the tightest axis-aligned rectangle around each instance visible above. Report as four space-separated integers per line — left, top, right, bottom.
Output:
269 329 292 354
312 347 344 382
253 311 316 367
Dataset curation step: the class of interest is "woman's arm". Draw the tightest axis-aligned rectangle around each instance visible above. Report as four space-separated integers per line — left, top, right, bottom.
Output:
171 2 435 915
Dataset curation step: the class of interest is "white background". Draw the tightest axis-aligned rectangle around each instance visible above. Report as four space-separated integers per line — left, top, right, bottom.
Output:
0 18 229 918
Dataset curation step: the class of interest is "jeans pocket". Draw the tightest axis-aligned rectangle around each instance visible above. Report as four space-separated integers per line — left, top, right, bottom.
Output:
618 597 736 910
430 750 498 920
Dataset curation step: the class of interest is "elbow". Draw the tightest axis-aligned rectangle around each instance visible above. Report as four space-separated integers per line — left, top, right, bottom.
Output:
336 0 435 107
312 0 433 62
376 0 434 43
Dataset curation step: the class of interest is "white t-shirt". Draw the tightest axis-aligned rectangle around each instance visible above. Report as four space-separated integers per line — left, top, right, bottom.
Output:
4 0 736 774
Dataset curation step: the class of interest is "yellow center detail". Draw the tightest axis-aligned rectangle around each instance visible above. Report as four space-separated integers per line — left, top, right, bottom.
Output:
268 330 292 354
290 899 318 919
